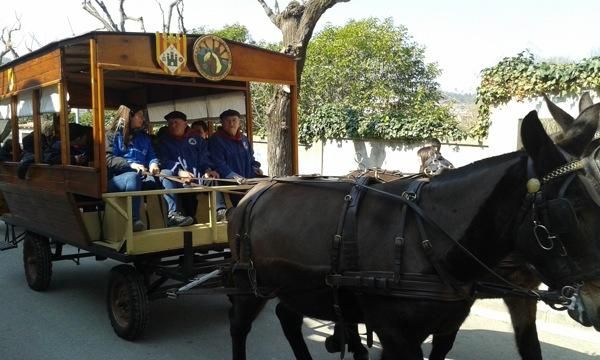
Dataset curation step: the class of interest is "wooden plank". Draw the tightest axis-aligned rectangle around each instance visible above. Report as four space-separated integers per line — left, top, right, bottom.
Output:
245 84 253 142
32 89 41 163
0 163 100 198
58 81 69 165
0 183 91 247
97 67 107 193
96 34 296 85
9 50 61 93
10 96 18 161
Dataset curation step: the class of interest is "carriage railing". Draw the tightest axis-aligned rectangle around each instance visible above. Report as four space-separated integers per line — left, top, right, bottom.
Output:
96 185 253 255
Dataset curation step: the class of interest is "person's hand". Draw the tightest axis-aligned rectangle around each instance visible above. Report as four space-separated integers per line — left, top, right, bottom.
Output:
232 174 246 184
254 167 264 176
149 163 160 175
130 163 146 173
178 169 194 183
74 154 88 166
204 170 220 179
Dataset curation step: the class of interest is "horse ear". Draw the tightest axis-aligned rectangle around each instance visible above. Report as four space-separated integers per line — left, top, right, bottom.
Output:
579 92 594 113
544 94 574 132
521 110 565 175
559 103 600 156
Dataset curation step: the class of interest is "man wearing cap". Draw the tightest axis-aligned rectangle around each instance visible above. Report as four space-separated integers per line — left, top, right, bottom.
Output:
158 110 219 227
208 109 263 219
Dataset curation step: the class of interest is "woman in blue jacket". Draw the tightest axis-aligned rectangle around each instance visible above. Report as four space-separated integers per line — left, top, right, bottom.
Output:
106 105 160 231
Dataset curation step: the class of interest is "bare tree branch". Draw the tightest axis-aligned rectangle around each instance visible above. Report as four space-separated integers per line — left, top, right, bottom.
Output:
155 0 167 32
257 0 280 27
0 15 22 62
165 0 180 33
94 0 120 30
119 0 127 31
24 33 42 52
82 0 118 31
176 0 186 33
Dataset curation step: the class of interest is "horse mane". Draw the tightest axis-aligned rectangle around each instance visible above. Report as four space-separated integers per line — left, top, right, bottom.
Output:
417 151 528 242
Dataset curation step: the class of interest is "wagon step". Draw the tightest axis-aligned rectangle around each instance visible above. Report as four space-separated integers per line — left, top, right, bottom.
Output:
0 240 17 251
0 225 25 251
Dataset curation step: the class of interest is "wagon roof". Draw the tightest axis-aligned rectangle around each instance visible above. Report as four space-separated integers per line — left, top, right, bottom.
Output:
0 31 293 72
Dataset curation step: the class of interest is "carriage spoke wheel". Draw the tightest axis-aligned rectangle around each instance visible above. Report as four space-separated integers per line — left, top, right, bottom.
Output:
107 265 149 340
22 232 52 291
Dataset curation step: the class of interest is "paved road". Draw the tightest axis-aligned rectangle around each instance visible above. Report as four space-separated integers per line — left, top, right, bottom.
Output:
0 241 598 360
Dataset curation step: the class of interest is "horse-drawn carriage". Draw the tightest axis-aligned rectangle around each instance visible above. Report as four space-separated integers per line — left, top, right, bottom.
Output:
0 31 298 340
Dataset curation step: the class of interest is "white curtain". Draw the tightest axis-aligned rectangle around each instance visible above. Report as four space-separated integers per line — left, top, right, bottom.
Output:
206 91 246 118
40 85 60 113
17 90 33 117
175 97 208 120
0 98 11 120
147 100 175 123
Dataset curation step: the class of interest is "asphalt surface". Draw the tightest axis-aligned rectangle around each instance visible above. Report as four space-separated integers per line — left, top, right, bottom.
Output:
0 238 598 360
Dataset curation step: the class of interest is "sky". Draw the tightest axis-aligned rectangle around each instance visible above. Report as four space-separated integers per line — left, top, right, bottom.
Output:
2 0 600 93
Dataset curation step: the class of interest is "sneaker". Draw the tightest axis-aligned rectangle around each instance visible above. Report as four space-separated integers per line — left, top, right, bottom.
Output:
133 220 145 232
167 212 194 227
216 208 227 222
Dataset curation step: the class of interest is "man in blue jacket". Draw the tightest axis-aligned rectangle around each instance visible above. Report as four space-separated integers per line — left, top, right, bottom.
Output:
208 109 262 219
158 111 219 226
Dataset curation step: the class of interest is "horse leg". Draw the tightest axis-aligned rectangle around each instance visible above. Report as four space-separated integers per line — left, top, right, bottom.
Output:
428 330 458 360
324 323 369 360
229 295 268 360
275 302 312 360
504 296 542 360
376 328 424 360
346 323 369 360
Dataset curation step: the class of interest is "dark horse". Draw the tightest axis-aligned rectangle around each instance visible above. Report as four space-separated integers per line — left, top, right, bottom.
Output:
227 104 600 359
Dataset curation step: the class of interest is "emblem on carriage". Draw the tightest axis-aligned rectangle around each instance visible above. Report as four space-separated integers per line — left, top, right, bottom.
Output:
155 33 187 75
6 68 15 92
192 35 232 81
188 137 197 146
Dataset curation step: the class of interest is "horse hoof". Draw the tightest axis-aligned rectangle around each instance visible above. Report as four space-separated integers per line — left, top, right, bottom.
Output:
352 350 369 360
324 335 340 353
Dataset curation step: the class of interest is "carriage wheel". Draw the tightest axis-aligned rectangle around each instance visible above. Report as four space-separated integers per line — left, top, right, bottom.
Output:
107 264 149 340
22 232 52 291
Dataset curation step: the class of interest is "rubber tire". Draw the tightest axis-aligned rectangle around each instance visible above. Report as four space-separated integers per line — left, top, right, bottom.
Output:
107 264 149 340
22 232 52 291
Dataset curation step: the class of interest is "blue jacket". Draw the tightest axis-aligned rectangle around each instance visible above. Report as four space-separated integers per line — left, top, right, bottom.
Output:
106 128 158 175
208 130 260 178
157 132 213 178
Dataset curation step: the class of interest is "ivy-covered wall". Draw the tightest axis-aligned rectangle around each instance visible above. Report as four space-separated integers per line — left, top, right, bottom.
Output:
475 51 600 138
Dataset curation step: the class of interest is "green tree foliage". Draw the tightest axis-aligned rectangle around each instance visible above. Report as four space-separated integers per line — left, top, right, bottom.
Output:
190 23 253 44
476 51 600 138
300 18 464 144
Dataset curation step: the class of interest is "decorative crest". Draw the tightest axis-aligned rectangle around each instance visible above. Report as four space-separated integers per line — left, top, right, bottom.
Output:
193 35 232 81
155 33 187 75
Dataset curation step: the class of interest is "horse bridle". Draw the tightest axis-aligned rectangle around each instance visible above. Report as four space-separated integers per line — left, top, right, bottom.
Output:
521 144 600 310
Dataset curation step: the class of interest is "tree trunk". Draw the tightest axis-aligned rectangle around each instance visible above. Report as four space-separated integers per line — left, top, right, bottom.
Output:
262 0 349 176
266 87 292 176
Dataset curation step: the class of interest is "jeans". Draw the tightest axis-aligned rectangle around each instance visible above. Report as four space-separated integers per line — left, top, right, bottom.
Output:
108 170 158 221
160 169 197 216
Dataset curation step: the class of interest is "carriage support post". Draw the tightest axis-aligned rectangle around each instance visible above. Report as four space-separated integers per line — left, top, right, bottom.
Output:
183 231 193 277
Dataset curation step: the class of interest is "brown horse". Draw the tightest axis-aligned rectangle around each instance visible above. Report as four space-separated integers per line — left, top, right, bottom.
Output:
227 104 600 359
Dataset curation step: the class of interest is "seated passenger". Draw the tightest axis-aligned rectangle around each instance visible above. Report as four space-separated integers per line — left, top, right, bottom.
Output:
17 119 56 179
43 123 92 165
106 105 160 232
417 138 454 177
190 120 209 139
0 139 13 161
158 111 219 227
208 109 263 218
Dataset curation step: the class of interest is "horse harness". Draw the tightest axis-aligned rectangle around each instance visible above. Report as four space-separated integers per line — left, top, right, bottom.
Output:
325 176 473 302
231 166 590 305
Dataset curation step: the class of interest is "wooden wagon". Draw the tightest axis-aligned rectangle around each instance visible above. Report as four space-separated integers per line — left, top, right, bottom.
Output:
0 31 298 339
